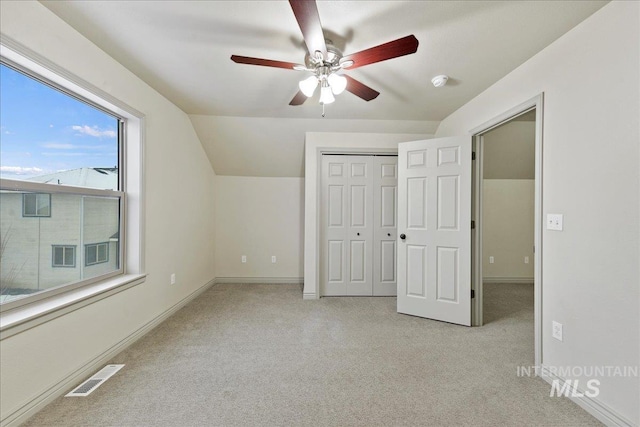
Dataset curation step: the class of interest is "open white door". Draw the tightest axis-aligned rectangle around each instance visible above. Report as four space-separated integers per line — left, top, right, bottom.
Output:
397 136 472 326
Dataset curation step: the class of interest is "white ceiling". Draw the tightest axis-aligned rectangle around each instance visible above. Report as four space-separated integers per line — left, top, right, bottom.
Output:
41 1 607 122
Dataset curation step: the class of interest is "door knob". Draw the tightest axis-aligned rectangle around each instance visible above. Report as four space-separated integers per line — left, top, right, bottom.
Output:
400 233 406 240
387 233 391 236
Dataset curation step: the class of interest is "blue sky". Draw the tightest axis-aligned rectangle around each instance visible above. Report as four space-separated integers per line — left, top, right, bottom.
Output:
0 64 118 180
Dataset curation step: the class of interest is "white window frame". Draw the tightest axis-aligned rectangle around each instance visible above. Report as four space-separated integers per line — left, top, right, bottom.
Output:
1 58 126 304
0 36 146 338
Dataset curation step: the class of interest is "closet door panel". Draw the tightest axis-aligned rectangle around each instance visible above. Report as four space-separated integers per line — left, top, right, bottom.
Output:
373 156 398 296
346 156 374 295
321 155 348 296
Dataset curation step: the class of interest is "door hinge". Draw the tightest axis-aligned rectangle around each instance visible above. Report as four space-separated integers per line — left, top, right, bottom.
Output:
471 289 475 298
472 152 476 160
471 220 475 229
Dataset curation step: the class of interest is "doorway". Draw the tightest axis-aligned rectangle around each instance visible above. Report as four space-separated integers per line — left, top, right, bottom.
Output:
471 94 543 366
480 110 536 324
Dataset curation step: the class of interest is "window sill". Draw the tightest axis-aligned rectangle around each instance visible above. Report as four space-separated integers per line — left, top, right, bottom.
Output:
0 273 146 340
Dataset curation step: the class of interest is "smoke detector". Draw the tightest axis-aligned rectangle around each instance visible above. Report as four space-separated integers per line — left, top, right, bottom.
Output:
431 75 449 88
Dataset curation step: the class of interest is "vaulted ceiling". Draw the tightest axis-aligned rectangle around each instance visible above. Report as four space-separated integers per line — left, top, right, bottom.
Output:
41 1 607 176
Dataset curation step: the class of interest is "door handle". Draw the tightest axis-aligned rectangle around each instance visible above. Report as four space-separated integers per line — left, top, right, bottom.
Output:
400 233 406 240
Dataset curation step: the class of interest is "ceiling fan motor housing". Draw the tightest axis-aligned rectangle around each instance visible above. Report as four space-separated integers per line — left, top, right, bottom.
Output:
304 40 343 69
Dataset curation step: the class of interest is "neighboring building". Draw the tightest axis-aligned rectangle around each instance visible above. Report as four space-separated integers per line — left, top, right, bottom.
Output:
28 167 118 190
0 168 119 301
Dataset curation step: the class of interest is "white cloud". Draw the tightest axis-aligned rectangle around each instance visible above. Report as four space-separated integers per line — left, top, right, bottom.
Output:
41 143 74 149
0 166 44 174
71 125 117 138
41 152 86 157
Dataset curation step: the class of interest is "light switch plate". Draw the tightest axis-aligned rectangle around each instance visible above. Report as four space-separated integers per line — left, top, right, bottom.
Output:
547 214 563 231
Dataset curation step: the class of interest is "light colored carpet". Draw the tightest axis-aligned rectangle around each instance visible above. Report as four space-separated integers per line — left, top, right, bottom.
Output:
23 283 600 426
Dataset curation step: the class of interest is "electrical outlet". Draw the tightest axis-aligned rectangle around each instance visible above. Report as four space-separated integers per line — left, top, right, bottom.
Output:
489 256 494 264
547 214 563 231
552 321 563 341
524 256 529 264
170 273 176 285
271 256 276 263
241 255 247 263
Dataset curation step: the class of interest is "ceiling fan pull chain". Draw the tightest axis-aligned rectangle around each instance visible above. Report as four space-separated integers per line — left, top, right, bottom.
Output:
322 103 325 118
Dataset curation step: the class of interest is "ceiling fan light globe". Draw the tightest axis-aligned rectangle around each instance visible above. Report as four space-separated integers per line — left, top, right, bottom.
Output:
299 76 318 97
319 85 335 104
328 73 347 95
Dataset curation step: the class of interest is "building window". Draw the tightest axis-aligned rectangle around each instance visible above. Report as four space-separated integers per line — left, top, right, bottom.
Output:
85 242 109 266
0 55 128 307
52 245 76 268
22 193 51 217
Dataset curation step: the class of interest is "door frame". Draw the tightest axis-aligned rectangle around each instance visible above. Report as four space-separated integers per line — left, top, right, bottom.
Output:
469 94 544 367
304 133 433 300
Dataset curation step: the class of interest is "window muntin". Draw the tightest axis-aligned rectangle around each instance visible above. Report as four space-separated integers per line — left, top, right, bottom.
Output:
22 193 51 217
85 242 109 266
0 57 125 307
52 245 76 268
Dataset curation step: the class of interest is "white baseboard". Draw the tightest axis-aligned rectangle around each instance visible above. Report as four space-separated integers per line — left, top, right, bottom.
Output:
1 278 216 427
539 365 636 427
216 277 304 285
303 292 319 300
483 277 534 284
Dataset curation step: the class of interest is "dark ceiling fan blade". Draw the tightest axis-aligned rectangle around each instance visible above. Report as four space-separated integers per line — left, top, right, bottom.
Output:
289 0 327 59
344 75 380 101
341 35 419 70
231 55 303 70
289 90 307 106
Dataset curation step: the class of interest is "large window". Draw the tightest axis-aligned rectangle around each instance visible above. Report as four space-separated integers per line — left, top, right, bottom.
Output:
0 59 124 306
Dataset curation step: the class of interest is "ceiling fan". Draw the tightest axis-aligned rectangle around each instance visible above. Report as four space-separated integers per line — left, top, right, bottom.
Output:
230 0 419 112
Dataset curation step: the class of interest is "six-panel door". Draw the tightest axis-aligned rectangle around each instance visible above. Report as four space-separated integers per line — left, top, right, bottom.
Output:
320 155 397 296
397 136 472 326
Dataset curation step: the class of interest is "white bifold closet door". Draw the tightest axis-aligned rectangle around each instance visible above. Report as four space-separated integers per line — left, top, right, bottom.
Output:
321 155 398 296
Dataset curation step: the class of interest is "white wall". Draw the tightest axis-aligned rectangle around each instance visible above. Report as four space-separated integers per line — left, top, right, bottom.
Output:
482 180 534 280
483 121 535 179
0 2 217 424
215 176 304 280
189 115 440 177
482 120 535 281
436 2 639 424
